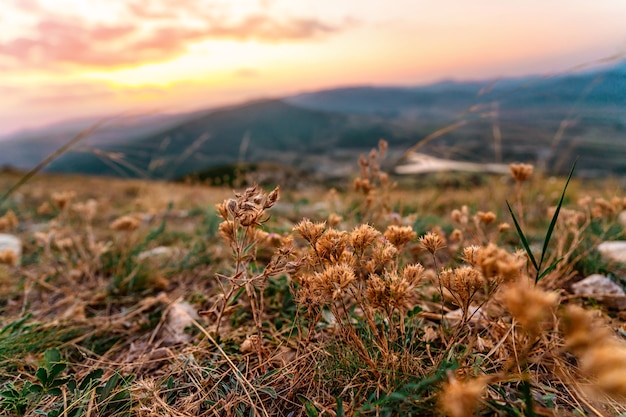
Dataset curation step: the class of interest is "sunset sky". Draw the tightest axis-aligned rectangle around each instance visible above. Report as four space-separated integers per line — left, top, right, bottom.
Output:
1 0 625 136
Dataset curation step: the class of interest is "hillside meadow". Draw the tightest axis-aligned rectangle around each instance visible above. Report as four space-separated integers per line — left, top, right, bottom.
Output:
0 144 626 416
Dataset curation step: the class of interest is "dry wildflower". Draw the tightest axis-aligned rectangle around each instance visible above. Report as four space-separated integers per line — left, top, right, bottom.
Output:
591 197 615 218
476 211 496 225
451 205 470 225
502 280 558 337
509 163 534 183
218 220 236 245
301 263 356 303
0 210 18 231
462 245 481 265
439 266 484 312
54 237 74 250
110 215 140 231
562 305 626 399
402 263 426 286
473 243 524 284
0 249 18 267
71 199 98 222
577 195 592 208
51 191 76 210
366 239 398 274
315 229 348 263
420 232 446 254
328 213 343 227
37 201 54 216
367 270 419 314
449 229 463 242
379 172 389 186
439 373 486 417
215 201 229 219
350 224 380 254
384 225 416 249
293 219 326 246
378 138 388 158
497 223 510 233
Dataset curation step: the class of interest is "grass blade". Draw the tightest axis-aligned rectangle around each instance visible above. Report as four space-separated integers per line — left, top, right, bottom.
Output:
506 200 539 272
538 158 578 271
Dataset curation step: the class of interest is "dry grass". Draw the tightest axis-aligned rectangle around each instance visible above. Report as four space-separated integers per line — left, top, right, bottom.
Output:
0 147 626 417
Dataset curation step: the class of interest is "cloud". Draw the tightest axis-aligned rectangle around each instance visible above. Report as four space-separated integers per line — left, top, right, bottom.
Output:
0 1 350 70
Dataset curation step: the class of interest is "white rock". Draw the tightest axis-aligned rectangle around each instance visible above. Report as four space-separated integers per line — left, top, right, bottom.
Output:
598 241 626 263
0 233 22 266
571 274 625 296
137 246 176 261
163 300 199 344
445 306 486 324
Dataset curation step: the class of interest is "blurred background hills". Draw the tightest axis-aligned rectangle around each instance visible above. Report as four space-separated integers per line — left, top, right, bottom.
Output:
2 60 625 182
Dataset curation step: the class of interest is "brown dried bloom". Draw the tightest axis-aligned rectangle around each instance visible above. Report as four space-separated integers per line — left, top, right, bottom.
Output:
71 199 98 222
384 225 416 249
110 215 140 231
37 201 54 216
0 249 18 267
439 374 486 417
0 210 18 231
51 191 76 210
449 229 463 242
378 138 388 158
509 163 534 183
562 305 626 399
498 223 511 233
366 239 398 274
366 271 419 314
315 229 348 263
439 266 484 312
218 220 236 245
473 243 525 284
350 224 380 254
54 237 74 250
293 219 326 246
328 213 343 228
402 263 426 286
300 264 356 304
420 232 446 254
451 205 470 225
502 280 558 337
476 211 496 225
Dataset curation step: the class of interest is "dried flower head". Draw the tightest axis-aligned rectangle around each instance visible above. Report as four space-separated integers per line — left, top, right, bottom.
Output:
110 215 140 231
562 305 626 399
472 243 524 284
476 211 496 225
0 210 18 231
498 223 511 233
0 249 18 267
350 224 380 254
384 225 416 249
439 373 486 417
71 199 98 222
439 266 484 312
293 219 326 246
315 228 348 263
328 213 343 228
420 232 446 254
502 280 558 336
51 191 76 210
509 163 534 183
37 201 54 216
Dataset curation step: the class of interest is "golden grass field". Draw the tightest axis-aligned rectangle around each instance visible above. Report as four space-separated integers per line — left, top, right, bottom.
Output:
1 143 626 416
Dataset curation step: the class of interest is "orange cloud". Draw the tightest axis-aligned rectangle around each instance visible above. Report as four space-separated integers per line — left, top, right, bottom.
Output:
0 0 348 70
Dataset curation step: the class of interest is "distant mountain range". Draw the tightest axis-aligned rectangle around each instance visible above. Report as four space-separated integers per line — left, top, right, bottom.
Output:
2 61 626 180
